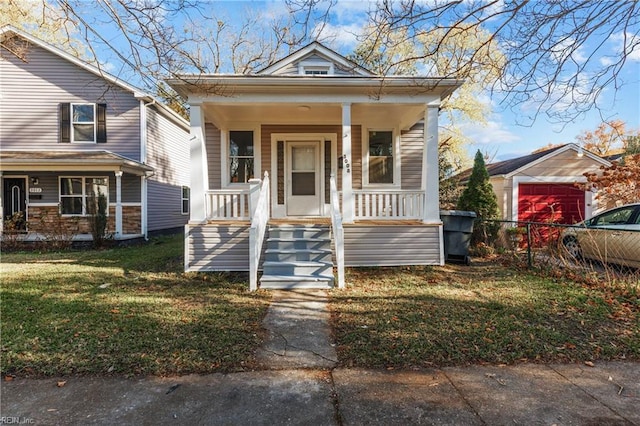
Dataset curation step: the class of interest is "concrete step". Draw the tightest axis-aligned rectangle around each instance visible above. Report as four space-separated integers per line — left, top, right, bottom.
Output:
264 248 332 263
262 260 333 277
259 274 334 289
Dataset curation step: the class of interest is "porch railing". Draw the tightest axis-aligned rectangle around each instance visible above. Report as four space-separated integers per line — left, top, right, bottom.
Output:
353 190 424 220
205 189 251 220
330 174 345 289
249 172 270 291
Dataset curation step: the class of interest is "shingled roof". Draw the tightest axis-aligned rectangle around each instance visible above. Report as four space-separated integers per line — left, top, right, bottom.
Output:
455 145 568 182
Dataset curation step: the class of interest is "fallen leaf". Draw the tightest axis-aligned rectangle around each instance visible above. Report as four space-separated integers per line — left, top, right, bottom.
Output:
584 361 595 367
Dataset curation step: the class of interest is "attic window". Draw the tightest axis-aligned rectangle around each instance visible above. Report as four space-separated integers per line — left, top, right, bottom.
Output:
299 60 334 75
304 67 329 75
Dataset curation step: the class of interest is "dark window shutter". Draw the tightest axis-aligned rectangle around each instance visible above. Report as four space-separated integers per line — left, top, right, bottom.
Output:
60 103 71 143
96 103 107 143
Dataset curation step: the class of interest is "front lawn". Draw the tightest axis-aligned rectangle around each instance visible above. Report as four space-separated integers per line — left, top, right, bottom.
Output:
330 261 639 368
1 236 271 378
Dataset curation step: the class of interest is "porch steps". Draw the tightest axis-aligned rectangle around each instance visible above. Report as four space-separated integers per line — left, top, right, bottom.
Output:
260 225 334 289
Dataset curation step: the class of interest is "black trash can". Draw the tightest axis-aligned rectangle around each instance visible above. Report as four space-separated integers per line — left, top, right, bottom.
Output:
440 210 477 265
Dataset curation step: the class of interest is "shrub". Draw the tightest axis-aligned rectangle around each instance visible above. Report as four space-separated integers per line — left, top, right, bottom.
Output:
457 150 500 245
88 190 108 248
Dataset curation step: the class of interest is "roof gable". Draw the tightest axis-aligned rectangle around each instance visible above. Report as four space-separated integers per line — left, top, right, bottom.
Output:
455 143 611 181
257 41 373 76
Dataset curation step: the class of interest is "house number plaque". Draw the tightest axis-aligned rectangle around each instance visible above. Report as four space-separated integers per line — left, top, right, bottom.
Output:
343 156 351 174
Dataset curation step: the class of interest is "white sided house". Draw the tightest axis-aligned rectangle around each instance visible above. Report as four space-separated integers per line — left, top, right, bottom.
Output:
168 42 463 290
0 26 190 242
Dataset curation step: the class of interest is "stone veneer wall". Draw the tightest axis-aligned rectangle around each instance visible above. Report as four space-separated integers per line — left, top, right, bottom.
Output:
26 205 141 237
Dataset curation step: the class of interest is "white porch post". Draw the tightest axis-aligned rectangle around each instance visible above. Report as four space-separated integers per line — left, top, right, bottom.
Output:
141 175 148 239
342 103 354 223
115 171 123 237
189 103 209 222
248 178 261 218
422 103 440 223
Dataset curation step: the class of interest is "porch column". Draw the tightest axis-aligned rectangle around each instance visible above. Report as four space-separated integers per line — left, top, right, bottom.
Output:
115 171 123 237
0 172 3 233
141 175 148 239
190 103 209 222
342 103 354 223
422 103 440 223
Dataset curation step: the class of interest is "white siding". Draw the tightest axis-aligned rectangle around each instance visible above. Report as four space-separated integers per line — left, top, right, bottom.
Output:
344 225 441 266
0 39 141 159
186 224 250 271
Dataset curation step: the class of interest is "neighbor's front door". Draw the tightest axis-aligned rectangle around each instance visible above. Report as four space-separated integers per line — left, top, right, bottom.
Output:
286 141 321 216
2 177 27 231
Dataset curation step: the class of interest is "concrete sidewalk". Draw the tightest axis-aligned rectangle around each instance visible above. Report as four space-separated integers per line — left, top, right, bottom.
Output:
2 290 639 425
2 362 638 425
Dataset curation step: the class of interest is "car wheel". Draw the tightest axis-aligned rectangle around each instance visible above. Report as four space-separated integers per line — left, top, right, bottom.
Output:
562 236 582 260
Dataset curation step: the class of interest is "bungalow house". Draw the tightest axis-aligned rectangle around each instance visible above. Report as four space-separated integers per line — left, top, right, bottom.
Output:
168 42 463 290
0 26 190 242
456 144 612 224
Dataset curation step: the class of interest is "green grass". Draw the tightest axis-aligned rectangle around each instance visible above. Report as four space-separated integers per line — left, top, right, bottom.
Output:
330 261 639 368
1 236 271 378
3 239 638 377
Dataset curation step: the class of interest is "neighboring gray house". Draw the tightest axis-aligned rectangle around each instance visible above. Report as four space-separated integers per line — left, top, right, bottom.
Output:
0 26 190 241
167 42 463 290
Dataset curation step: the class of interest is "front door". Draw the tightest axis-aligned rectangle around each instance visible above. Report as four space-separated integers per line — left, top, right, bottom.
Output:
287 141 321 216
3 177 27 231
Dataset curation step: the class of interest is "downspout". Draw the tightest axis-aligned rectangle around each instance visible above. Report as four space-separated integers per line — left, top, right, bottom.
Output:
140 99 156 240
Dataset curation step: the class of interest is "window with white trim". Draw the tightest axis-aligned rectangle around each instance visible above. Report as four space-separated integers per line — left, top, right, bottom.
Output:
368 130 394 184
229 131 254 183
71 104 96 142
181 186 190 215
59 176 108 216
60 103 107 144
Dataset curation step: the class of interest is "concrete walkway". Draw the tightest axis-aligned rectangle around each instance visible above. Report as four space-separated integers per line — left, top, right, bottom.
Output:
256 290 338 369
2 290 639 425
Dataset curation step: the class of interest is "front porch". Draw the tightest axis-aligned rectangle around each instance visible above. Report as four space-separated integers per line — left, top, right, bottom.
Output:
184 173 444 290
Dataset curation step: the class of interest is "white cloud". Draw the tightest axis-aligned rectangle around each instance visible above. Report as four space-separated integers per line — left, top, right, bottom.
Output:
611 31 640 62
332 0 373 17
600 56 615 66
313 21 364 49
460 116 521 146
99 61 116 73
518 72 600 115
550 37 587 64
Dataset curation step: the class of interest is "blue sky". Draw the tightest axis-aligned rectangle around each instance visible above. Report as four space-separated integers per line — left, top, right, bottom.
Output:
289 0 640 162
91 0 640 162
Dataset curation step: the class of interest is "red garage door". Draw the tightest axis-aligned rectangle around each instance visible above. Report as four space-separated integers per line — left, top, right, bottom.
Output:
518 183 586 224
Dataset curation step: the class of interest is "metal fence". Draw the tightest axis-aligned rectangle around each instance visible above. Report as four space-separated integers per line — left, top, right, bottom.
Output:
477 219 640 287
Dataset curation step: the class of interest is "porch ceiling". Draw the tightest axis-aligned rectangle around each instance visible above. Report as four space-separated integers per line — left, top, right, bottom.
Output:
203 102 427 130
